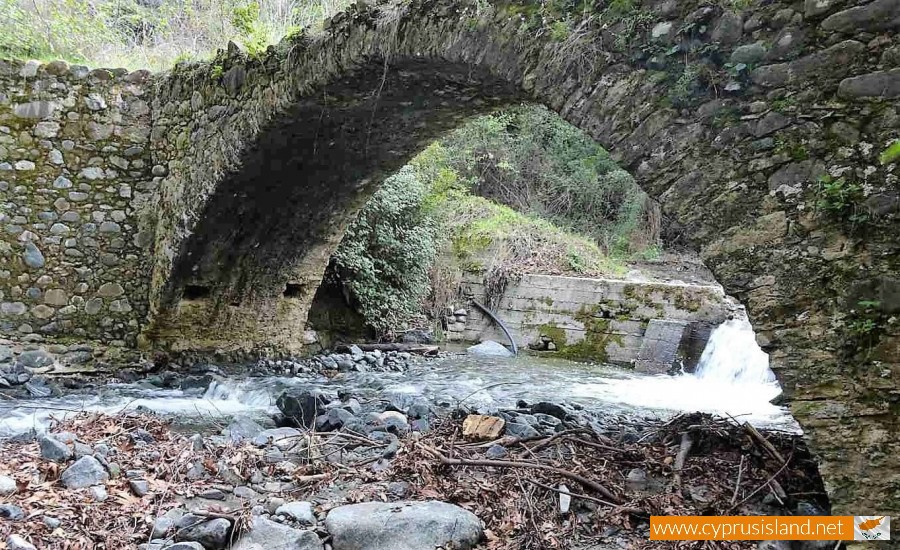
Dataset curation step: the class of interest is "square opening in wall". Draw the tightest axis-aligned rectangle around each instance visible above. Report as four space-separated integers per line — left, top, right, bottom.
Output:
182 285 211 301
284 283 304 298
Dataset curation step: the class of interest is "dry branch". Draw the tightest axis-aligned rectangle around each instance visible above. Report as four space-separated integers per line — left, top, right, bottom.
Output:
419 443 621 504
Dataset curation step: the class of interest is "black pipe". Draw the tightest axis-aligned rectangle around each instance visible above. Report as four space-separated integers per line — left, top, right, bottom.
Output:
471 299 518 357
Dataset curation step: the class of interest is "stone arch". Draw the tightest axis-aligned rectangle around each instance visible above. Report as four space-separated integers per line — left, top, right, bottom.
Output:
146 0 899 516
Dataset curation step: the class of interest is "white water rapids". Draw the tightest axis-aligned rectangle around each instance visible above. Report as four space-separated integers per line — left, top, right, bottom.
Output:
0 319 797 438
572 318 787 427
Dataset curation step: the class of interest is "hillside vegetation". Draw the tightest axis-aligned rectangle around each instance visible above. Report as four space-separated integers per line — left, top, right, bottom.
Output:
329 105 661 335
0 0 351 70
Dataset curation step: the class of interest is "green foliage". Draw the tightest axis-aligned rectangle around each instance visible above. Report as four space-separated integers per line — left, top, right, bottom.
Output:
729 0 753 9
771 97 798 112
774 136 808 161
0 0 353 70
231 1 269 55
880 140 900 165
668 63 703 107
0 0 117 63
331 106 650 333
436 105 656 257
723 62 749 79
610 7 654 50
816 175 864 215
332 167 439 335
549 20 570 41
606 0 636 19
636 244 662 260
846 300 886 359
331 116 636 333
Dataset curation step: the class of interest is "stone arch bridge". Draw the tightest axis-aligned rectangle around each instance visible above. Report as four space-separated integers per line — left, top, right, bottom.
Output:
1 0 898 521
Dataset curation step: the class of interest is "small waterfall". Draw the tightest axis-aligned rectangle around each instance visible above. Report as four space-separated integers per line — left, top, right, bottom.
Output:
695 318 776 385
201 379 274 408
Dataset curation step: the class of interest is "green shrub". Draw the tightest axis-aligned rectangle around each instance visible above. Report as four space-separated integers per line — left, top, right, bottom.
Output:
331 167 439 335
816 175 863 213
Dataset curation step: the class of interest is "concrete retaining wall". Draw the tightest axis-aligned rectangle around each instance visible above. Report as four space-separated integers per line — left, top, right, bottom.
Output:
452 273 738 371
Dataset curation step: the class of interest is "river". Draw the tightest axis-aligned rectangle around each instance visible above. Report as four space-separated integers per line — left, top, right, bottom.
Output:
0 319 797 438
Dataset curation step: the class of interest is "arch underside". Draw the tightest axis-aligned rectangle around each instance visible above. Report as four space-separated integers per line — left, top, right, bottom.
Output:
148 59 518 349
144 0 900 520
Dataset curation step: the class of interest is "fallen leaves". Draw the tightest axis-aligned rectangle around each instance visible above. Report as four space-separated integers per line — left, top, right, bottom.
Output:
0 410 829 550
0 413 242 549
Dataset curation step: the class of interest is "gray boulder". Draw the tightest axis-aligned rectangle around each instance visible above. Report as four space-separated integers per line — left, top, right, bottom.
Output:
324 500 483 550
163 544 205 550
60 456 109 489
1 364 31 385
90 485 108 502
504 421 540 439
277 389 328 428
275 501 316 525
531 402 570 420
17 349 54 369
40 435 73 462
177 517 231 549
466 341 514 357
223 416 264 443
316 408 356 432
231 516 322 550
152 516 176 538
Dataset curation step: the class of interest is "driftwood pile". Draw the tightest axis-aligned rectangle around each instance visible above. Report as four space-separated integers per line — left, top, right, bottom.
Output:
392 412 828 549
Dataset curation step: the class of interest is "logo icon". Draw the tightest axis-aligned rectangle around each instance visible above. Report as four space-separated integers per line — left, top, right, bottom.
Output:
854 516 891 541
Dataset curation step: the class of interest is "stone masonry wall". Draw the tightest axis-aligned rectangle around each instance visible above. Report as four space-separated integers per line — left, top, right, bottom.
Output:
454 273 736 369
0 60 155 346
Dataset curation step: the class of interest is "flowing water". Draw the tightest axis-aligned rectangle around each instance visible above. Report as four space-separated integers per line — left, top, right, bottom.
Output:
0 319 797 438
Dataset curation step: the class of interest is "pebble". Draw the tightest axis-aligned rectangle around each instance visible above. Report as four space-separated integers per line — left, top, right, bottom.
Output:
0 504 25 520
199 488 226 500
6 535 37 550
43 516 62 529
89 485 108 502
0 474 16 496
233 485 259 500
485 444 508 459
129 479 150 497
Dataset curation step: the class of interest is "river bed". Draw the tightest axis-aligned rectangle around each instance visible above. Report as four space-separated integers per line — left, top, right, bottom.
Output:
0 327 798 438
